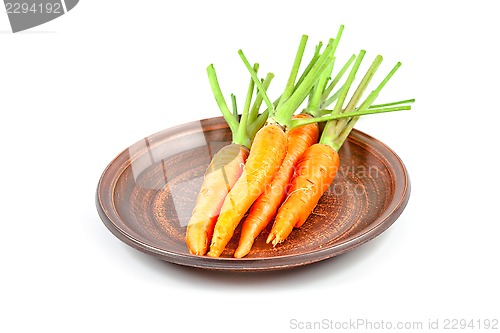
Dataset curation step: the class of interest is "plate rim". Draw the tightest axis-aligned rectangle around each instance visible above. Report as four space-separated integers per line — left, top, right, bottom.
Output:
96 116 411 272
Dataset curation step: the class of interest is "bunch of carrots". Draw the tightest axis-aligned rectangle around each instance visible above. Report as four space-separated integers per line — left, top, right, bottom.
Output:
185 25 414 258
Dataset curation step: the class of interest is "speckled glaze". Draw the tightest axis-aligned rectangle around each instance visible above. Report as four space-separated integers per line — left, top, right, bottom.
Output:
96 116 410 272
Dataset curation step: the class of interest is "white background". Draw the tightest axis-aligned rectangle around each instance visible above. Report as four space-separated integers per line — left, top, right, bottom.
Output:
1 1 499 332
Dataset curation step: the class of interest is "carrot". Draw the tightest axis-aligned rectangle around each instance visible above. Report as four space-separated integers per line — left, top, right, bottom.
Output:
233 114 318 258
233 53 358 258
266 143 339 245
186 63 274 255
186 144 249 255
206 28 349 257
267 50 414 246
207 124 288 257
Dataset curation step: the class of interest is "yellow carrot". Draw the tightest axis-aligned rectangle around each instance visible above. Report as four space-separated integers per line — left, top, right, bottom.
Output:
186 144 249 255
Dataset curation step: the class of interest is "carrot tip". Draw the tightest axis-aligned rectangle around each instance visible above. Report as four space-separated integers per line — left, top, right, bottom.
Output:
234 247 248 259
271 237 282 247
267 231 284 247
266 233 277 245
206 251 219 258
265 235 272 244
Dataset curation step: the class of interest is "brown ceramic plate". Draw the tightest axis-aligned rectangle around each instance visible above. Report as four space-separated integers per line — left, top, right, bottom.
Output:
96 116 410 272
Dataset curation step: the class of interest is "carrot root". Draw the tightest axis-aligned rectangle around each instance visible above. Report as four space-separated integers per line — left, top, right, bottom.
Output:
207 124 288 257
185 144 249 255
234 114 319 258
267 143 339 246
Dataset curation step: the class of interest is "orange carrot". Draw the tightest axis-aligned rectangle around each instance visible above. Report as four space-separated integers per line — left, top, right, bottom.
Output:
267 49 411 246
186 144 249 255
206 124 288 257
266 143 339 245
234 114 318 258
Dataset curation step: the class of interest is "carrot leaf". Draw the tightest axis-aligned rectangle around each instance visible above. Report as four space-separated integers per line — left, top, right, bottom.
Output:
206 64 239 135
307 56 335 117
290 105 411 128
321 54 356 107
238 50 275 117
369 98 415 109
230 94 238 121
320 59 406 151
276 35 309 110
207 63 274 148
249 73 274 124
235 63 259 149
273 38 335 126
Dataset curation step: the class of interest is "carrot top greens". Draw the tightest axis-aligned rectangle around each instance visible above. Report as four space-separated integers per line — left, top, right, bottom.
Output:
208 25 414 149
318 51 411 151
206 64 273 148
239 26 345 130
238 25 413 135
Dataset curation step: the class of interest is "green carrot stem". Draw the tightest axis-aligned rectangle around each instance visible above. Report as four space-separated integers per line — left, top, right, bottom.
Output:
247 40 327 130
249 47 321 130
374 62 402 93
273 38 337 126
330 118 357 151
327 106 411 153
248 98 280 138
240 35 335 128
289 105 411 128
331 25 344 54
235 63 259 148
314 41 323 57
327 62 405 150
249 73 274 123
344 55 383 113
320 50 369 148
369 98 415 109
238 50 275 117
294 41 323 91
332 55 383 133
341 61 402 140
321 82 346 110
248 78 264 124
328 50 365 119
276 35 309 110
357 62 402 112
275 26 345 124
307 57 335 117
321 54 356 106
231 94 238 121
306 38 332 107
249 44 325 131
206 64 239 135
317 55 358 113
